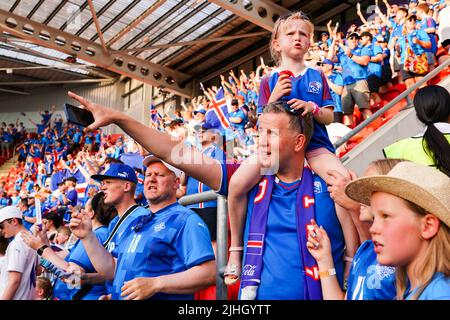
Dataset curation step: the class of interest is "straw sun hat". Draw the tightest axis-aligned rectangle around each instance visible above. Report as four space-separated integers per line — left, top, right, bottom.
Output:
345 162 450 228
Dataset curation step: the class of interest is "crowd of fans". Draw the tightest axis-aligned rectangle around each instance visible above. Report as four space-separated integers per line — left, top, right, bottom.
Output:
0 0 449 301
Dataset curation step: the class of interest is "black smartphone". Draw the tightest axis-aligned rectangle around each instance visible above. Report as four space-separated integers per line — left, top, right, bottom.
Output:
64 103 94 127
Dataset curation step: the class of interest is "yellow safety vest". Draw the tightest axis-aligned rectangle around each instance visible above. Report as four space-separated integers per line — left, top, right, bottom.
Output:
383 133 450 167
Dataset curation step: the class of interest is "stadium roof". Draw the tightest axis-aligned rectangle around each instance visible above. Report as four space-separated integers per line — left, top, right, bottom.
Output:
0 0 359 97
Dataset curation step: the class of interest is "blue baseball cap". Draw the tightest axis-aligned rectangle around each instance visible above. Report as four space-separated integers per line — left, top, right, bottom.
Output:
193 109 206 115
91 163 138 184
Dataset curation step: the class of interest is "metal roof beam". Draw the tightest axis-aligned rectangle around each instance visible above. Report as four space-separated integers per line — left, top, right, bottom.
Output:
145 7 225 62
118 1 186 51
0 9 193 97
131 1 210 57
75 0 116 37
87 0 108 54
0 86 30 95
119 31 269 53
27 0 45 19
43 0 69 25
207 0 289 31
107 0 166 46
156 14 239 66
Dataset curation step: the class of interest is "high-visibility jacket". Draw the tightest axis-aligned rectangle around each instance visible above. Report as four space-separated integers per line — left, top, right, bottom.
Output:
383 123 450 168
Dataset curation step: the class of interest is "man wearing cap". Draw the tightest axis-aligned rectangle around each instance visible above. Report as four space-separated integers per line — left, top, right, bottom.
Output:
70 158 215 300
330 32 372 127
0 206 38 300
192 108 206 125
319 59 344 123
360 31 383 106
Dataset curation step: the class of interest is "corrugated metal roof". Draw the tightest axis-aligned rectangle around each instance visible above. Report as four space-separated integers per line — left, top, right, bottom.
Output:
0 0 349 92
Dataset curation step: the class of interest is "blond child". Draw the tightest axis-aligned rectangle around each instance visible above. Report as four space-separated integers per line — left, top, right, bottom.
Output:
225 11 359 285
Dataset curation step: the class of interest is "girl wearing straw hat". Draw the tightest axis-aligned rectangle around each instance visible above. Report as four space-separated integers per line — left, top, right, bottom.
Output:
346 162 450 299
306 159 401 300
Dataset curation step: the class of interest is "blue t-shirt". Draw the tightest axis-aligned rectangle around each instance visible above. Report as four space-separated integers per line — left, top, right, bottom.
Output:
228 109 247 131
186 144 225 209
404 30 431 56
418 17 437 54
73 132 82 144
367 44 383 78
258 68 336 153
104 205 149 295
346 240 397 300
404 272 450 300
67 226 110 300
217 163 345 300
338 46 372 85
111 203 215 300
327 72 344 113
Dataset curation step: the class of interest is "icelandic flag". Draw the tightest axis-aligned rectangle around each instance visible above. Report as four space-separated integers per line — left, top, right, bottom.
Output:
205 87 230 132
149 104 162 128
246 233 264 255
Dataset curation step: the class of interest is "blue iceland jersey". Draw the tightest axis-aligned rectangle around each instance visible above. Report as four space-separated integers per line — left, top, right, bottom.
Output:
186 144 225 209
346 240 396 300
327 72 344 113
418 17 438 54
23 206 36 231
217 162 344 299
404 272 450 300
258 69 336 153
104 205 149 294
111 203 215 300
338 46 371 85
405 30 431 56
67 226 110 300
367 44 383 78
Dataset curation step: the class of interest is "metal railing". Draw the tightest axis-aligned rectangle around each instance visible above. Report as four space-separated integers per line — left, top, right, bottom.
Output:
334 58 450 149
178 190 228 300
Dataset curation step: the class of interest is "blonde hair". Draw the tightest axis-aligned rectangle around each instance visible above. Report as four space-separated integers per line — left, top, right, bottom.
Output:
270 11 314 66
395 200 450 300
369 158 405 175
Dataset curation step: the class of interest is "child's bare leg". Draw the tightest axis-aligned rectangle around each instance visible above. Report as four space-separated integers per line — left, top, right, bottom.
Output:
306 149 360 279
226 154 263 285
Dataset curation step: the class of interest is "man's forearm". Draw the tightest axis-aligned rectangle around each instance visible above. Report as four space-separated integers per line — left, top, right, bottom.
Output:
81 232 116 281
158 260 216 294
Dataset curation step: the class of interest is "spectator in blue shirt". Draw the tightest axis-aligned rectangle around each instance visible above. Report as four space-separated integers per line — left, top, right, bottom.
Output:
319 59 344 123
399 15 431 94
228 98 247 134
360 31 383 107
416 3 438 69
330 32 372 127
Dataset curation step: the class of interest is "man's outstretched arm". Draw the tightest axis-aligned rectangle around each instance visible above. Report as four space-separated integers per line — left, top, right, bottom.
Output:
68 91 223 190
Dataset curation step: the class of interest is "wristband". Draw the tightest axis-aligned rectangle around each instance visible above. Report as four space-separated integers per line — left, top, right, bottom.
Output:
319 268 336 279
37 244 49 256
348 53 353 58
309 101 320 116
229 246 244 252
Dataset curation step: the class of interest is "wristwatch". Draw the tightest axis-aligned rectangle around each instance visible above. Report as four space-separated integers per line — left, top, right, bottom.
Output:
319 268 336 279
348 53 354 59
37 244 49 256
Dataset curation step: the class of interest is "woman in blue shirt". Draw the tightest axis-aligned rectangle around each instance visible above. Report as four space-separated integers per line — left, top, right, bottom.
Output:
21 192 117 300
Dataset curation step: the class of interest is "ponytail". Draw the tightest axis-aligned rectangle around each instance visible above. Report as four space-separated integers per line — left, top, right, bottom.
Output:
414 85 450 176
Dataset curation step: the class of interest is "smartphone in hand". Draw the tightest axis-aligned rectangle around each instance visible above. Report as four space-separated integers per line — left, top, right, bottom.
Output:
64 103 94 127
